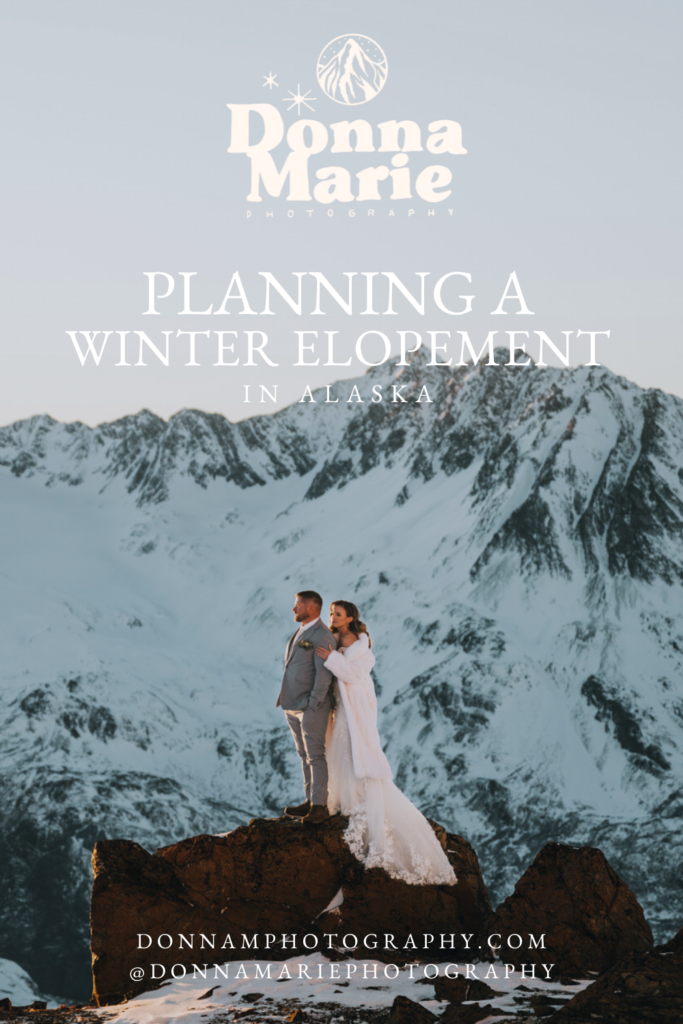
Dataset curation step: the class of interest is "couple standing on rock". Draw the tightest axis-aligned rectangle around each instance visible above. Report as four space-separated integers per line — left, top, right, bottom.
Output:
277 590 456 886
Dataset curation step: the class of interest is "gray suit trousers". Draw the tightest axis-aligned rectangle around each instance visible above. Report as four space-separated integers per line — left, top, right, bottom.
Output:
285 702 331 807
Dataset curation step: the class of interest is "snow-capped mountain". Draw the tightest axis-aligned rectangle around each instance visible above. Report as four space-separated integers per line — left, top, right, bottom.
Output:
318 37 387 104
1 352 683 1000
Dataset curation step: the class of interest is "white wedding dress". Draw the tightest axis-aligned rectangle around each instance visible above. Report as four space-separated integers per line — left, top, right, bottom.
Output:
325 633 456 886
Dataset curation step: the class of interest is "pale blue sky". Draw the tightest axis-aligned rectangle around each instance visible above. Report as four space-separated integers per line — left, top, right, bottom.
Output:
0 0 681 424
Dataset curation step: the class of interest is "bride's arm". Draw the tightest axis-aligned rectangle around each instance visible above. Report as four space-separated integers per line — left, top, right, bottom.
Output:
324 648 375 684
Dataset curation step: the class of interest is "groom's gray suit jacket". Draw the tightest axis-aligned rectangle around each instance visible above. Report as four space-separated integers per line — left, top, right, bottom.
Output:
277 620 336 712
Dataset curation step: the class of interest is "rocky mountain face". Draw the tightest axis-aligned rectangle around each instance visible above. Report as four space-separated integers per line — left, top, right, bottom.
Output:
1 352 683 1000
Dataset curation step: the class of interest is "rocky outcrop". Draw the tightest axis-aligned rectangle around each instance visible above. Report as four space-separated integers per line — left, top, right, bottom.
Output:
432 975 501 1002
658 924 683 955
489 843 653 977
90 816 663 1016
548 948 683 1022
316 830 491 958
439 1004 495 1024
387 1000 495 1024
387 995 438 1022
90 816 491 1006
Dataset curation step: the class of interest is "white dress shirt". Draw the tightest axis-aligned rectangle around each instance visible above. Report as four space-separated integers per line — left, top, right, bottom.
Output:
295 615 320 640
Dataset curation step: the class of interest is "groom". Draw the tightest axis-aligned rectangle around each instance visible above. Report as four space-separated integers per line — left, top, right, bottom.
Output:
277 590 336 826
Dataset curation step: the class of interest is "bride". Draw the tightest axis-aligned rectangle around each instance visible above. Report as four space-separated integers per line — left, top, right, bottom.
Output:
316 600 456 886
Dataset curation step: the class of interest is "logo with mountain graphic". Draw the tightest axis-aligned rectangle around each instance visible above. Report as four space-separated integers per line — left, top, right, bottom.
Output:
316 34 388 106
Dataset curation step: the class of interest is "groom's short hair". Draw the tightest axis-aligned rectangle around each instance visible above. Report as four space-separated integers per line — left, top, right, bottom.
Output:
297 590 322 610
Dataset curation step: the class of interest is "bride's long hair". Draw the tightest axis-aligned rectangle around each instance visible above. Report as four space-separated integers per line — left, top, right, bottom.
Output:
330 600 372 647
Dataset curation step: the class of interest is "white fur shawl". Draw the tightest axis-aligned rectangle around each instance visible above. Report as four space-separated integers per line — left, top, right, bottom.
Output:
326 633 393 780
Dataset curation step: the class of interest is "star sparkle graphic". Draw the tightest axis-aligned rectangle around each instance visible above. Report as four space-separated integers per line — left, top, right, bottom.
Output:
263 71 279 89
282 84 316 114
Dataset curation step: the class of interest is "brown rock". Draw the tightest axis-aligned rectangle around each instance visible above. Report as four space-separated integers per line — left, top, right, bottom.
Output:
242 991 264 1002
91 815 490 1006
316 832 491 958
548 949 683 1022
387 994 438 1022
439 1004 494 1024
197 985 221 999
442 831 494 934
317 868 475 961
90 825 328 1006
657 925 683 955
489 843 653 977
528 993 570 1016
90 839 208 1007
0 997 11 1011
157 816 356 919
433 975 501 1002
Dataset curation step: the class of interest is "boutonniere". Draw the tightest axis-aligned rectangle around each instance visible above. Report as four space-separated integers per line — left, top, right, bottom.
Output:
297 639 314 650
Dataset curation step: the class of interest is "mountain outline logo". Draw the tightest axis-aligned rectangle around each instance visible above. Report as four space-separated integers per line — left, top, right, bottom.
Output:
316 34 388 106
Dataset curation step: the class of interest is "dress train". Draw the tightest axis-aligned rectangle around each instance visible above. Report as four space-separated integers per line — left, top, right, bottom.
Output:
326 679 456 886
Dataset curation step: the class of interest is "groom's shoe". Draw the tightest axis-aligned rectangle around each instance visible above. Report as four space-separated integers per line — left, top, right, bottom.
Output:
284 800 310 817
302 805 330 827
